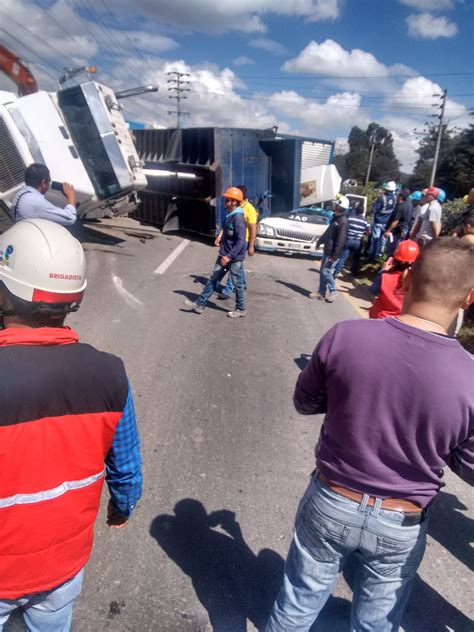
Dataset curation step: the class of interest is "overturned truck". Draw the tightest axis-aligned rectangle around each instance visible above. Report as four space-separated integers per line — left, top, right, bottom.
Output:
132 127 336 237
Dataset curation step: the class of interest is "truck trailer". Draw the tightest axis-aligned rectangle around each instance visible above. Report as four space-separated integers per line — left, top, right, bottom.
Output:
132 127 336 237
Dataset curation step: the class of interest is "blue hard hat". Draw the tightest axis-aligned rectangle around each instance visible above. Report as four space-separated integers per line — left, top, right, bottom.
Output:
437 188 446 203
409 191 422 201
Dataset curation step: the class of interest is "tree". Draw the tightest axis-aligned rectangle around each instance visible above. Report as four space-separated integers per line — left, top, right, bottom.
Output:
338 123 400 184
439 124 474 197
408 124 454 191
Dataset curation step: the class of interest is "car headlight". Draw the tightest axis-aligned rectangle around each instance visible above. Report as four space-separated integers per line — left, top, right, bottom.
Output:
257 223 276 237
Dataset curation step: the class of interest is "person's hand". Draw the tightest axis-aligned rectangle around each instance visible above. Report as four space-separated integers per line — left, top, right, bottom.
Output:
383 231 391 239
248 245 255 256
382 257 394 271
220 255 230 267
107 500 129 529
62 182 77 206
214 236 221 247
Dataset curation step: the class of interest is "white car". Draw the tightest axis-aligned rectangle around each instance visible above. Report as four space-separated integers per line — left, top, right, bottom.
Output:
256 206 331 257
255 194 367 257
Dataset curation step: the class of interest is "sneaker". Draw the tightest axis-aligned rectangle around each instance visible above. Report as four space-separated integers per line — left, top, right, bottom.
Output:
325 292 337 303
227 309 246 318
183 298 204 314
309 292 325 300
217 292 231 300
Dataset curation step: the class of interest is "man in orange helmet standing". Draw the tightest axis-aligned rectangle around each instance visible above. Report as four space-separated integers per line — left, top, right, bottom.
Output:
184 187 247 318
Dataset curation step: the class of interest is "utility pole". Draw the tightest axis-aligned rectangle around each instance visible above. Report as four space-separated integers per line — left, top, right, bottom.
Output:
167 71 190 129
365 133 376 187
429 89 447 187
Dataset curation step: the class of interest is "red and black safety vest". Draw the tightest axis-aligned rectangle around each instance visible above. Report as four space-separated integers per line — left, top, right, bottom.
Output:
369 271 406 319
0 327 128 599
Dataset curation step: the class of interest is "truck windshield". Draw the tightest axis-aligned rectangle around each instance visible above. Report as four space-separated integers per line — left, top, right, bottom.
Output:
58 85 124 200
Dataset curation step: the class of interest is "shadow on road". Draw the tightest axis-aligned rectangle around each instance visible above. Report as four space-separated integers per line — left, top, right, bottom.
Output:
275 279 311 298
150 499 284 631
190 274 209 286
402 575 473 631
427 491 474 571
173 290 229 313
340 552 472 632
337 281 372 312
70 221 126 247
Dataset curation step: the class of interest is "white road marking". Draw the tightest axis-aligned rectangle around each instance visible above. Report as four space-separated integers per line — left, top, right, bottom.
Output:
112 275 143 310
154 239 190 275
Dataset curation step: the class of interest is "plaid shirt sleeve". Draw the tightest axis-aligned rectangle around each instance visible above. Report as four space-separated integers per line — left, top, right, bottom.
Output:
105 383 143 516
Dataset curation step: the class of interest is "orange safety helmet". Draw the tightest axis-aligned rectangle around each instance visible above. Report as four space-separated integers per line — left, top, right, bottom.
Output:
222 187 244 202
394 239 420 263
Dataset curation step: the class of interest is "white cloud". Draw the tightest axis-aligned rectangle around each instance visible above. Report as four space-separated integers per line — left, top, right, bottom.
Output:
334 137 349 155
268 90 369 133
250 38 287 55
233 56 254 67
112 59 278 130
378 76 470 170
406 13 458 38
110 0 342 34
390 76 442 114
399 0 454 10
127 32 179 53
283 40 390 77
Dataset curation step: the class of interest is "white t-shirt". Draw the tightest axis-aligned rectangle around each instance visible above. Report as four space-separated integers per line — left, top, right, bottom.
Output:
415 200 442 240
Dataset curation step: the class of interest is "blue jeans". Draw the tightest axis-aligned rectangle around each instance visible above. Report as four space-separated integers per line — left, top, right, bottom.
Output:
222 264 247 296
197 257 246 311
265 477 429 632
0 569 84 632
318 255 338 295
335 239 362 275
369 223 388 259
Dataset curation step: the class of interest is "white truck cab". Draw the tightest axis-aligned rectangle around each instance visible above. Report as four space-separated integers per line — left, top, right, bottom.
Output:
0 81 147 221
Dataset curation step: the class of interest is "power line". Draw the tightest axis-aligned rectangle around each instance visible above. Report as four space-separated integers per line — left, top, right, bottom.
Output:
187 88 448 116
100 0 159 79
232 79 473 101
31 0 92 66
237 71 474 80
0 28 63 79
77 0 150 84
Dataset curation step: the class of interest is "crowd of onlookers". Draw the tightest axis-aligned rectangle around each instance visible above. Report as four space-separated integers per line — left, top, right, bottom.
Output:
313 183 474 323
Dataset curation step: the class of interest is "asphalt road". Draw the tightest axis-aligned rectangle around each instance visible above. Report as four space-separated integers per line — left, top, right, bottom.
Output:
6 219 473 632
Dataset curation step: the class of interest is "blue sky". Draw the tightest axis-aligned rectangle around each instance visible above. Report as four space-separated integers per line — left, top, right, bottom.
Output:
1 0 472 171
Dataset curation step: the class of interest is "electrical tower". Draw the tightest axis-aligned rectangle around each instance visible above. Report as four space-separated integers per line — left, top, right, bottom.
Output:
429 89 447 187
167 71 190 129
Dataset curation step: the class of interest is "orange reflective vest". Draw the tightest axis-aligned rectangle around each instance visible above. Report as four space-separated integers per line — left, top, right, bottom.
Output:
0 327 127 598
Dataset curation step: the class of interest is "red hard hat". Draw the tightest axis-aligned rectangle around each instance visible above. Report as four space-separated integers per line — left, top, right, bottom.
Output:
423 187 439 197
394 239 420 263
222 187 244 202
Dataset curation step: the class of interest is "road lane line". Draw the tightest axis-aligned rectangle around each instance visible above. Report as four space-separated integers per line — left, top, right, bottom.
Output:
154 239 190 275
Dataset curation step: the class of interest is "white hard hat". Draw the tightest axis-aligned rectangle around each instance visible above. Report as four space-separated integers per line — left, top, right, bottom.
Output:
0 219 86 307
334 194 350 210
384 181 397 192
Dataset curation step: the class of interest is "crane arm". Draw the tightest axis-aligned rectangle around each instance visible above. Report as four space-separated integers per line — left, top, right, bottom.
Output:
0 44 38 96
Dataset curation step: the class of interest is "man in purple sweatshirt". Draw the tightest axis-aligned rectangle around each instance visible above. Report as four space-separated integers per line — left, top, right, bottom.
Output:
266 238 474 632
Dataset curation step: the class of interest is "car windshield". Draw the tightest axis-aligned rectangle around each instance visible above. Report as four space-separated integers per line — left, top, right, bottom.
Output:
273 206 331 225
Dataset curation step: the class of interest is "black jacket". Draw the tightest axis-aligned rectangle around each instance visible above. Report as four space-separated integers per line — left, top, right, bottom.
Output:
318 213 348 259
